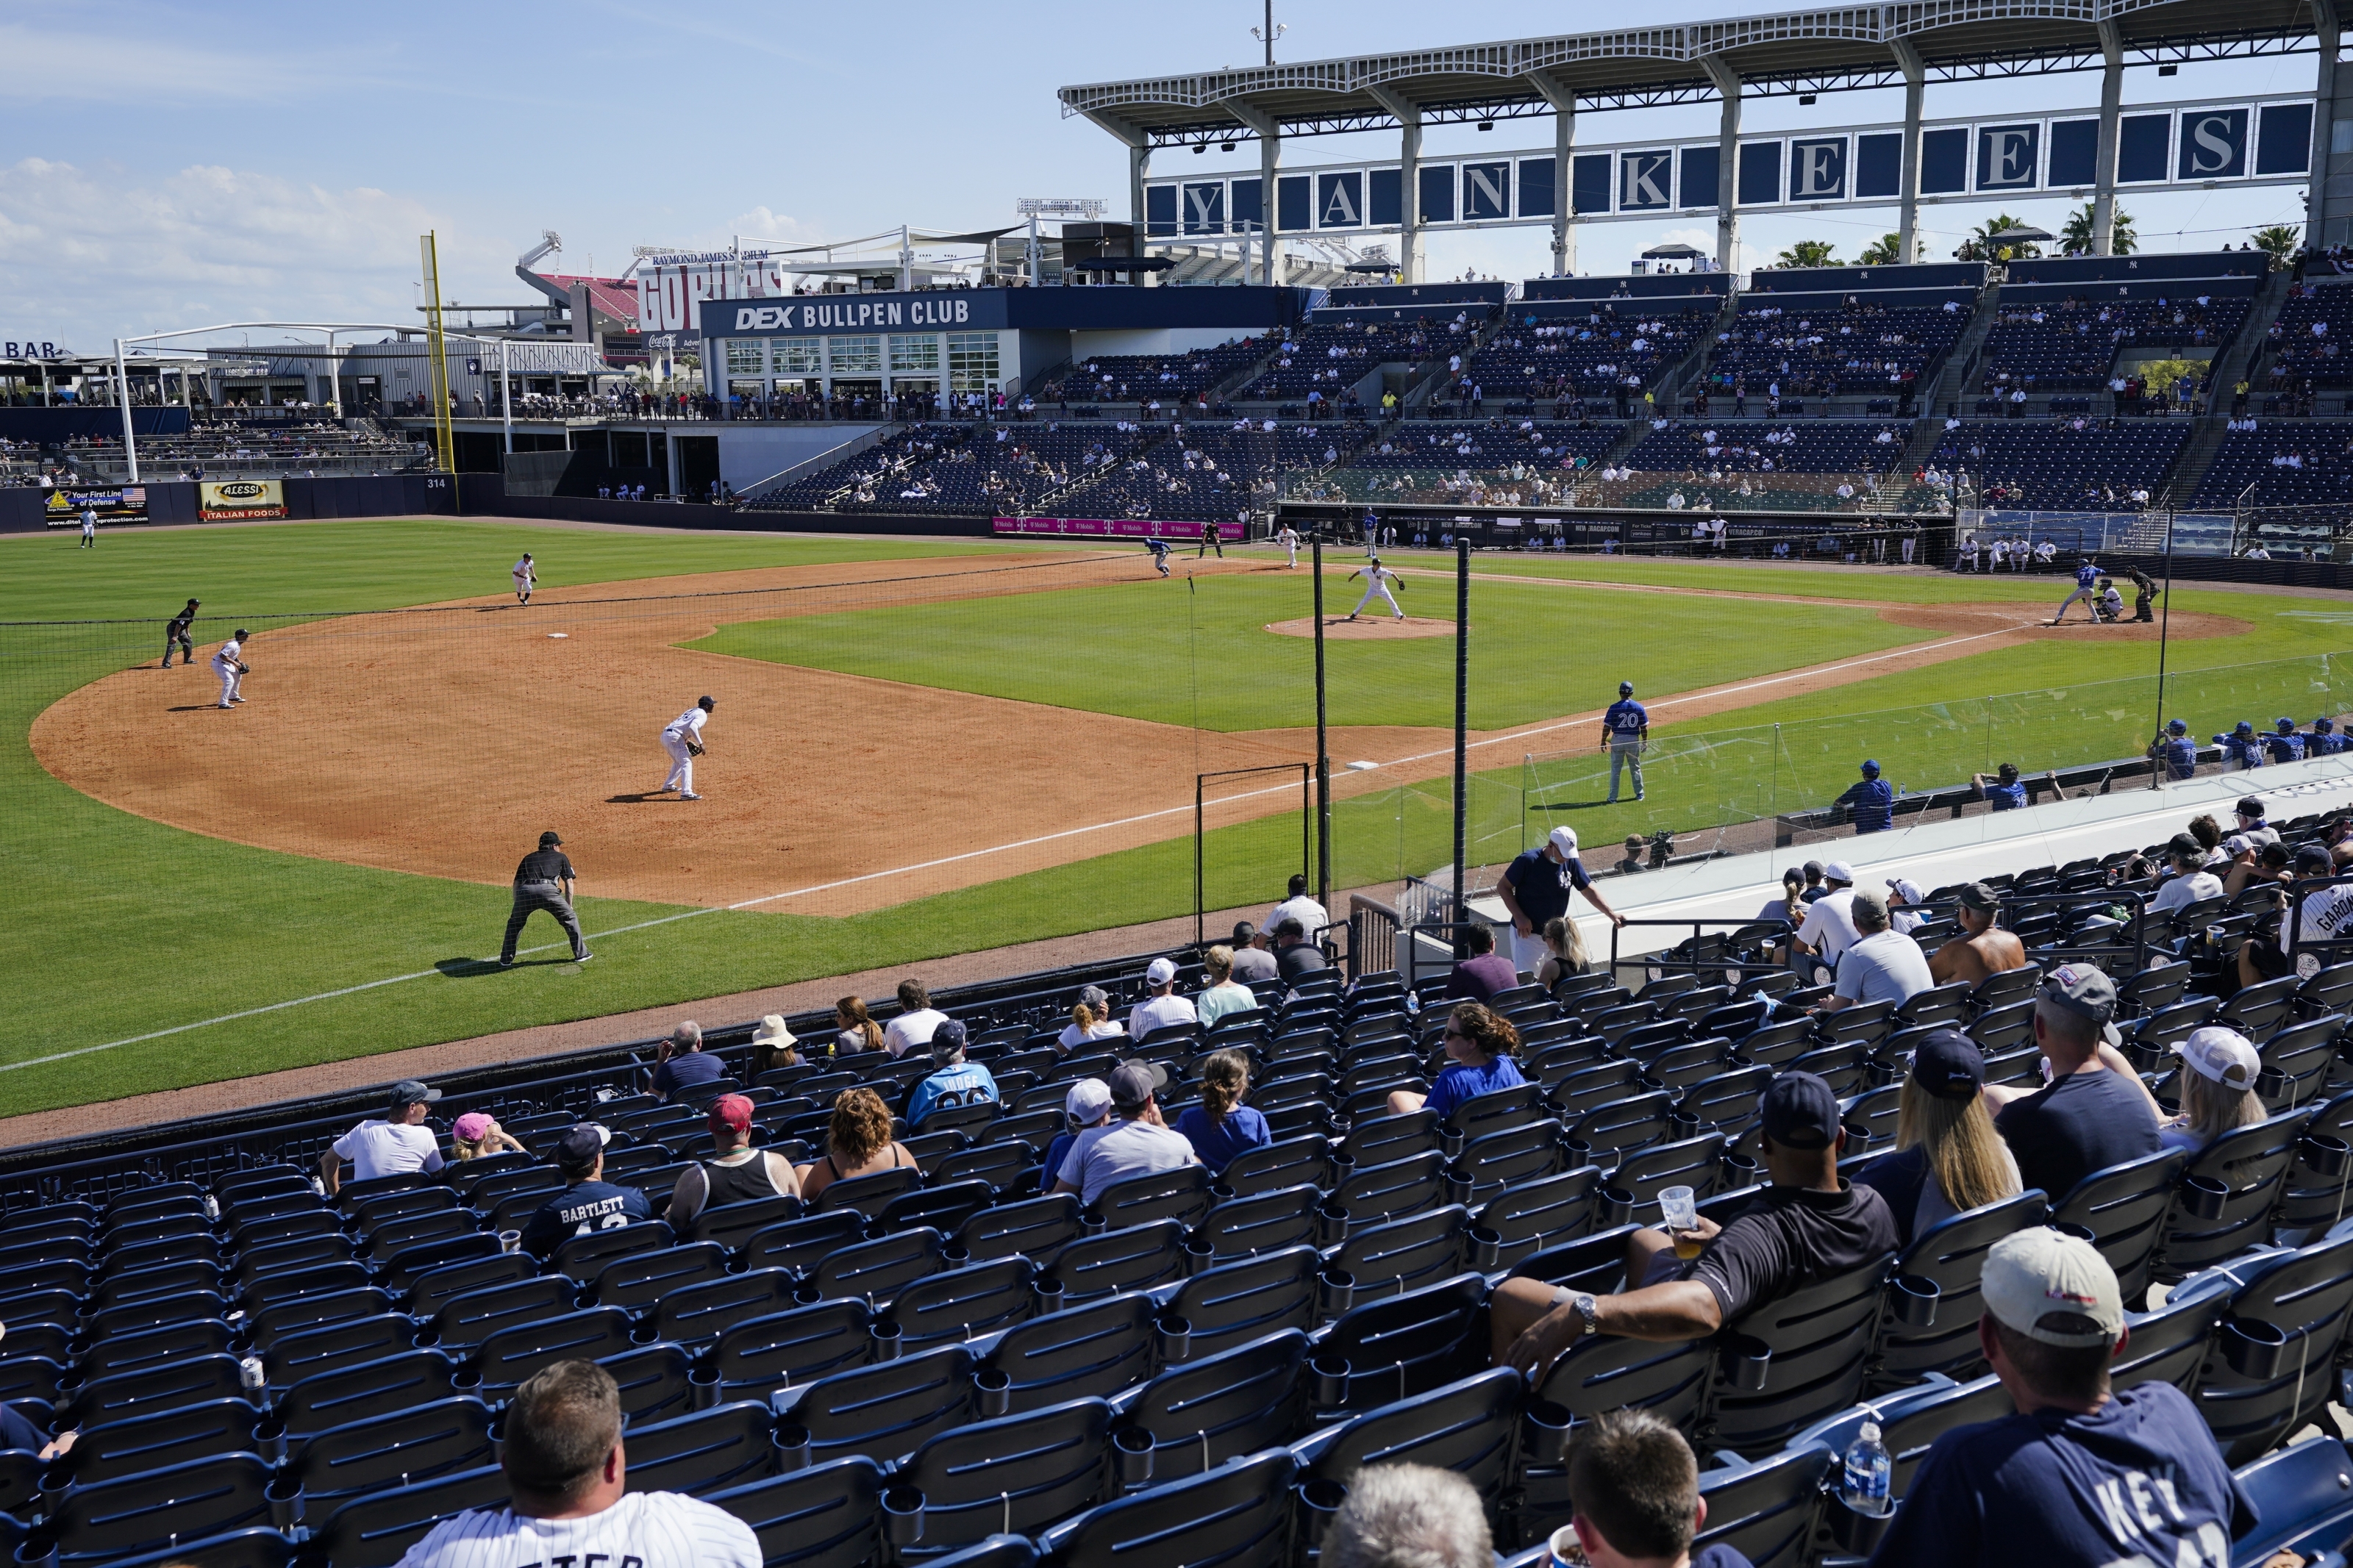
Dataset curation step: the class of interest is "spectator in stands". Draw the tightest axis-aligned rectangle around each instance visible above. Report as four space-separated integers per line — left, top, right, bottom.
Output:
1194 946 1259 1027
1322 1464 1493 1568
1816 888 1934 1012
834 996 884 1056
449 1111 526 1163
321 1079 443 1197
1537 914 1594 988
1557 1410 1753 1568
882 979 948 1056
1499 826 1626 978
1266 873 1330 944
1053 1060 1199 1205
904 1020 999 1129
668 1094 799 1227
1616 834 1649 875
1274 917 1330 984
2149 718 2199 781
1388 1002 1524 1119
1885 878 1927 935
650 1022 723 1102
1927 882 2027 986
2238 845 2353 988
1175 1048 1271 1175
749 1014 799 1077
1043 1078 1113 1185
2159 1026 2266 1156
395 1360 761 1568
1757 868 1809 926
2152 834 2226 915
1445 923 1521 1002
1490 1071 1897 1370
1793 860 1862 981
2188 812 2228 866
521 1125 651 1257
1863 1230 2254 1568
1129 956 1199 1042
1984 966 2164 1202
2229 840 2293 899
1857 1030 2022 1247
1835 759 1897 832
0 1402 70 1463
1799 861 1829 903
1229 920 1279 983
1057 986 1126 1051
2236 795 2279 845
796 1089 916 1204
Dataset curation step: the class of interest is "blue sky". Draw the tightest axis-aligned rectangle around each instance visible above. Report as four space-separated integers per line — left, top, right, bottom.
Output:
1 0 2324 350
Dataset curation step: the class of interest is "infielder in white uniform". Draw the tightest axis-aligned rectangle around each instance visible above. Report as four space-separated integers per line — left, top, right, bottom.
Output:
660 695 715 798
1277 524 1300 568
393 1361 760 1568
211 629 250 709
512 553 536 606
1344 557 1405 621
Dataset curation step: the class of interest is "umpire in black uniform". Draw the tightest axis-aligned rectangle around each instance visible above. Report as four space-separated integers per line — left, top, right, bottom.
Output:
499 831 590 966
162 599 199 667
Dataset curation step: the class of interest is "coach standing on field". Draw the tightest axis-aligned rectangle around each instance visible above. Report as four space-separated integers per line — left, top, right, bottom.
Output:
1601 681 1649 803
500 831 590 967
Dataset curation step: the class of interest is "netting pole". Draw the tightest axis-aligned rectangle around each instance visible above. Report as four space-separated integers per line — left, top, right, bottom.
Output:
2153 504 2177 765
1313 527 1332 907
1195 773 1206 951
1452 533 1470 913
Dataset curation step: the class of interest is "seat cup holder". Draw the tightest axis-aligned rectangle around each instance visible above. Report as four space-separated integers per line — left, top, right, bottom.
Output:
868 1320 903 1361
1442 1166 1476 1208
1469 1225 1504 1272
774 1422 811 1472
1316 1269 1355 1319
1826 1489 1896 1554
1113 1425 1156 1485
1595 1186 1635 1230
1522 1397 1574 1466
973 1367 1012 1417
1560 1138 1593 1169
265 1472 303 1530
2180 1174 2230 1222
882 1485 925 1546
2050 1222 2098 1244
1890 1273 1941 1328
1720 1333 1771 1392
1668 1111 1704 1139
1310 1353 1351 1407
2125 1040 2166 1073
688 1364 719 1411
1720 1152 1760 1186
939 1243 970 1268
2221 1317 2290 1379
1297 1478 1349 1547
1181 1236 1214 1277
2258 1065 2290 1101
2304 1134 2352 1178
1440 1128 1465 1160
1316 1204 1352 1246
1033 1276 1065 1314
1155 1313 1192 1362
1841 1123 1874 1157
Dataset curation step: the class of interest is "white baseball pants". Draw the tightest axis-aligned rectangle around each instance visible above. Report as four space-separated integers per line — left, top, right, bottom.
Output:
661 733 694 793
1352 582 1402 619
2054 587 2097 620
216 666 241 706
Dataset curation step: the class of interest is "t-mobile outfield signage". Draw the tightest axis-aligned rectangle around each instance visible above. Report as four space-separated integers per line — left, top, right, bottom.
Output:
994 517 1243 539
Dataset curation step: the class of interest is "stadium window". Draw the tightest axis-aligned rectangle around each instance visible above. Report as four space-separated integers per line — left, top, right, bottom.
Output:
724 340 765 376
889 334 942 373
827 336 882 374
946 331 1000 391
774 339 822 375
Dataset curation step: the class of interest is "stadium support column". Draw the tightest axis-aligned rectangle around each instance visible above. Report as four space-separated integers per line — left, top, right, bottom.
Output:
2310 0 2350 250
1367 85 1423 283
1524 72 1578 276
1081 109 1155 269
2093 21 2124 255
113 338 138 483
1892 39 1925 265
1231 100 1285 286
1702 56 1742 273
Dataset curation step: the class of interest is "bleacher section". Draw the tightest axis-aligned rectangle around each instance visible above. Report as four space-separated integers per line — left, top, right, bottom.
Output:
1049 423 1373 521
745 424 972 510
4 800 2351 1567
1335 420 1626 505
1035 341 1271 408
837 425 1158 515
1232 318 1457 404
1981 284 2252 395
1321 282 1512 309
68 421 426 482
1702 289 1971 405
1598 419 1913 511
1933 418 2190 509
1446 301 1714 405
2190 418 2353 551
2262 282 2353 393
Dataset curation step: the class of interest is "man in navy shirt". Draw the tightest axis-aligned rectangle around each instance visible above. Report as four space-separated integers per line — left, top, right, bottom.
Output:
1497 826 1625 979
2264 717 2307 765
651 1020 725 1101
1601 680 1649 803
1836 759 1897 833
1983 964 2162 1203
521 1126 652 1256
1867 1228 2255 1568
2150 718 2198 781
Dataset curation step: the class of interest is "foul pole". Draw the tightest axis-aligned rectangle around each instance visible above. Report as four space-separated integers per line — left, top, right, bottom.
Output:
419 232 457 475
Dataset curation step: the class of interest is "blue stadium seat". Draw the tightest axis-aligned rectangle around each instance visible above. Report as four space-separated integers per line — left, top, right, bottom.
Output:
305 1463 509 1568
2049 1149 2189 1306
1049 1220 1190 1301
2227 1435 2353 1567
1872 1192 2048 1389
1164 1247 1321 1358
900 1398 1115 1548
1312 1272 1488 1413
1035 1446 1297 1568
1324 1205 1468 1297
474 1307 637 1398
38 1452 276 1564
713 1300 875 1400
278 1395 497 1511
2162 1109 2316 1281
622 1401 780 1497
1692 1444 1836 1568
1292 1367 1524 1506
785 1344 974 1466
703 1456 890 1568
655 1266 801 1348
1707 1251 1890 1456
893 1258 1038 1344
984 1291 1158 1411
2188 1230 2353 1463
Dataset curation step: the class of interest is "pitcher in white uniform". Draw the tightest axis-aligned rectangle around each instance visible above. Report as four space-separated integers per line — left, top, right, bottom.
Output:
512 553 536 606
1343 557 1405 622
211 629 250 709
1277 524 1300 568
660 695 715 798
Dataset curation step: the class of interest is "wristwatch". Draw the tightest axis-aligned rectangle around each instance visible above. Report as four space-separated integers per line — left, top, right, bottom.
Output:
1568 1292 1600 1336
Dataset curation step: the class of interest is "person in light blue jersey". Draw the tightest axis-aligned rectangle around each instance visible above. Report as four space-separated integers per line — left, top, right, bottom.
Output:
1601 681 1649 803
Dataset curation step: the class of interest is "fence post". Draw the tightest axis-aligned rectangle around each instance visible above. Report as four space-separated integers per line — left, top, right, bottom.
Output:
1452 533 1469 909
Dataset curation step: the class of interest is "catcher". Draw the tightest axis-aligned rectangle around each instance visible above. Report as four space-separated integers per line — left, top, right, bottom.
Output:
211 627 251 709
660 695 715 800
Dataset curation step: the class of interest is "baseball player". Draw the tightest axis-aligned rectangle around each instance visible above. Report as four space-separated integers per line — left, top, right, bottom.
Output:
77 506 96 548
513 553 536 606
2151 718 2199 781
1197 520 1223 559
1343 557 1404 621
1360 509 1379 557
2052 558 2101 624
1836 759 1897 832
1276 523 1301 568
1601 681 1649 803
211 629 250 709
2312 717 2350 756
161 599 199 668
2215 720 2266 771
1146 536 1171 578
660 695 715 798
2265 717 2308 765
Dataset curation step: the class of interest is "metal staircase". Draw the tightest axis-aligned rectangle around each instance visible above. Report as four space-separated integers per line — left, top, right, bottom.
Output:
1922 279 2002 415
2154 265 2293 509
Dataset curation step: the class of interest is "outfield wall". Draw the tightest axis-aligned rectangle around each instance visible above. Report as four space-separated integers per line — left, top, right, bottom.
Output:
0 473 455 532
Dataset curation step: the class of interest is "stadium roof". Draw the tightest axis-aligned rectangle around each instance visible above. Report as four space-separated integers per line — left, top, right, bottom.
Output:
1059 0 2325 146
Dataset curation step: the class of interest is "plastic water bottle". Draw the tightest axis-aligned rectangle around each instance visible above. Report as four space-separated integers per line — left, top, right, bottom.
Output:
1841 1421 1891 1514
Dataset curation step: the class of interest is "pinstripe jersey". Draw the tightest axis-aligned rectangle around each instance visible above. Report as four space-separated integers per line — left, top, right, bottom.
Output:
394 1491 762 1567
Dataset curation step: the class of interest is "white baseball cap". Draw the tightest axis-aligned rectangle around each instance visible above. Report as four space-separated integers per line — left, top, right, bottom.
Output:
1981 1228 2124 1347
1064 1078 1113 1126
1824 860 1855 884
2176 1025 2262 1090
1144 956 1179 987
1886 878 1924 904
1548 826 1579 856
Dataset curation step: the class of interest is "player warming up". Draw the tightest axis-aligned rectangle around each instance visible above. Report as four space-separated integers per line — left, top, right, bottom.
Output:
2052 557 2101 624
660 695 715 799
77 506 96 548
212 629 251 709
1602 680 1649 803
1146 535 1171 577
1277 523 1300 568
1343 557 1405 621
161 599 200 668
513 553 537 606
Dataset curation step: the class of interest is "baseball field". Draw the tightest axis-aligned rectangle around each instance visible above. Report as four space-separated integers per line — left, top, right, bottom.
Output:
4 515 2348 1120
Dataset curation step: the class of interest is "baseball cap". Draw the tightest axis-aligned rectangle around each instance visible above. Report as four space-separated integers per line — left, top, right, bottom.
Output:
2279 717 2299 732
2318 717 2338 733
1064 1078 1113 1127
1107 1059 1171 1109
1981 1228 2124 1347
2176 1026 2260 1090
2235 721 2256 736
556 1123 612 1173
930 1018 969 1056
1823 860 1855 885
1758 1070 1843 1150
2296 843 2335 874
2223 834 2252 856
699 695 716 708
2167 718 2188 735
2238 796 2268 819
451 1111 495 1144
1231 920 1259 946
390 1079 440 1110
1910 1029 1986 1100
1619 681 1634 695
2166 831 2204 859
539 831 563 848
1954 881 1999 912
2040 963 2122 1046
707 1093 755 1135
1549 825 1579 856
1860 759 1882 777
1802 859 1825 881
1849 887 1889 926
1887 877 1923 905
1144 956 1179 987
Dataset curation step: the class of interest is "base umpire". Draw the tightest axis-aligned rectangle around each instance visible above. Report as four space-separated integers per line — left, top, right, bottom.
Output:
501 831 591 967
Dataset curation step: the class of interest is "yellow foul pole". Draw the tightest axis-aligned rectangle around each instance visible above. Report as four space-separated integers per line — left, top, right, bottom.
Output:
419 231 456 474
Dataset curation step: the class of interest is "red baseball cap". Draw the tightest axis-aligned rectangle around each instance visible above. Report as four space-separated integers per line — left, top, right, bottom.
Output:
708 1094 754 1135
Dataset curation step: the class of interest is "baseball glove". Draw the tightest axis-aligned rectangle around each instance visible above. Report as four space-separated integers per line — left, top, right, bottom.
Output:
236 662 251 674
686 740 705 756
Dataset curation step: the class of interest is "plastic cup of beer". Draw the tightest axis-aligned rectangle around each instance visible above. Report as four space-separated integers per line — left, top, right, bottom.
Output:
1548 1523 1589 1567
1660 1186 1701 1259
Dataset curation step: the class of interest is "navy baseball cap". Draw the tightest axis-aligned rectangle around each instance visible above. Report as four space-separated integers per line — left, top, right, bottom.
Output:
1910 1029 1986 1101
2319 718 2338 734
1860 759 1881 777
557 1123 611 1173
2167 718 2188 735
929 1018 969 1058
2235 721 2255 735
1759 1070 1843 1150
2278 717 2299 732
2238 796 2267 819
2296 843 2334 874
1619 681 1634 695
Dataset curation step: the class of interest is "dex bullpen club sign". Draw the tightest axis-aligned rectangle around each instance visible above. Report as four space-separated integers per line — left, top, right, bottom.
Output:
199 479 285 521
724 295 999 337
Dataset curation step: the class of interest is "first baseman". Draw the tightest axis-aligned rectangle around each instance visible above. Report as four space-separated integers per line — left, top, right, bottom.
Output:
1344 557 1404 621
513 553 537 606
163 598 200 667
212 629 250 709
660 695 715 798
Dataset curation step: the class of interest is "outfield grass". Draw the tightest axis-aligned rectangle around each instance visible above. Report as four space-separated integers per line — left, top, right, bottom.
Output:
0 518 2335 1116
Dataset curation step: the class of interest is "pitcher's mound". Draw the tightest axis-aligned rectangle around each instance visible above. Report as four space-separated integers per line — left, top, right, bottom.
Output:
1266 615 1457 640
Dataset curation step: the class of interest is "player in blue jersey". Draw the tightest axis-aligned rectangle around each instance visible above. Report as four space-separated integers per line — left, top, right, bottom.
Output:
1601 681 1649 803
2050 558 2102 624
2215 720 2266 770
2313 717 2350 756
2150 719 2199 781
2265 717 2307 765
1837 759 1897 832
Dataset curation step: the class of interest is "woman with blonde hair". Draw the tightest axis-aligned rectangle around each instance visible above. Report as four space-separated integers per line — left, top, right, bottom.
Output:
1175 1048 1271 1174
2161 1027 2266 1155
834 997 884 1056
795 1088 915 1203
1195 946 1259 1028
1057 985 1126 1052
1388 1002 1523 1119
1535 915 1591 989
1855 1029 2020 1246
449 1111 526 1161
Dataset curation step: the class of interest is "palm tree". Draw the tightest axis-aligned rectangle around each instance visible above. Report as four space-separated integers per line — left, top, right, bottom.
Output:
1953 214 2042 262
2252 225 2302 270
1773 239 1838 268
1858 232 1923 265
2057 201 2137 256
